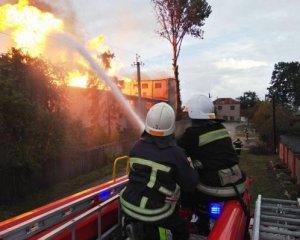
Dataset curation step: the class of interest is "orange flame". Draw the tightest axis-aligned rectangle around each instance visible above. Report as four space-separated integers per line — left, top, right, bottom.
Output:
67 70 88 88
88 35 122 77
0 1 123 89
0 0 64 57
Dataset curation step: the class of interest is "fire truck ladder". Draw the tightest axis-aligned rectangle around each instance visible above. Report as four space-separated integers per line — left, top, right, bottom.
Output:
252 195 300 240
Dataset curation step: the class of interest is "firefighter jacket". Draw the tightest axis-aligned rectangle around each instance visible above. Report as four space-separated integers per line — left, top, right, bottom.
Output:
120 134 198 222
178 120 246 198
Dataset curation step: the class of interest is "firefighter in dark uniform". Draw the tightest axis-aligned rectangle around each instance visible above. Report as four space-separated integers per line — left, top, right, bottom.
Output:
233 138 243 155
120 102 198 240
178 94 246 235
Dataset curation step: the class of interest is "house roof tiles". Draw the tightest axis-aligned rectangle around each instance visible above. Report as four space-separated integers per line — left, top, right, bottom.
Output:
213 98 240 105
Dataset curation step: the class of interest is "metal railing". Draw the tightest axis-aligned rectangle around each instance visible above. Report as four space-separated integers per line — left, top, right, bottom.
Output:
39 194 121 240
112 156 129 181
252 195 300 240
0 179 128 240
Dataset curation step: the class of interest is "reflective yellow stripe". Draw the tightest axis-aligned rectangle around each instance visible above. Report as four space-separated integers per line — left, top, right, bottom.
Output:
199 129 229 147
158 186 173 197
121 201 176 222
130 158 171 172
159 227 167 240
196 181 246 197
120 188 171 215
140 196 148 208
130 158 171 189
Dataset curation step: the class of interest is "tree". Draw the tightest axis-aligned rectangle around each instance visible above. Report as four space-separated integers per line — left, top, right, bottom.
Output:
151 0 211 116
0 48 87 202
268 62 300 107
252 101 297 150
87 51 121 144
0 49 66 201
237 91 260 122
238 91 260 109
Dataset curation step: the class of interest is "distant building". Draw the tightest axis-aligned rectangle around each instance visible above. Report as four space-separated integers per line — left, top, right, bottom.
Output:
66 78 178 128
213 98 240 121
118 78 178 115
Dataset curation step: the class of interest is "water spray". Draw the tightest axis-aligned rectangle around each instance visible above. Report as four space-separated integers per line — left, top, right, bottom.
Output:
51 31 145 132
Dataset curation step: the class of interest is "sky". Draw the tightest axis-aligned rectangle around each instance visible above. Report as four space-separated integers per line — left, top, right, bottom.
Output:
1 0 300 104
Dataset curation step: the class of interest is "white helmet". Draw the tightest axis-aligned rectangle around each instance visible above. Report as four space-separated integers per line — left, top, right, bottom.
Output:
145 102 175 136
186 94 216 119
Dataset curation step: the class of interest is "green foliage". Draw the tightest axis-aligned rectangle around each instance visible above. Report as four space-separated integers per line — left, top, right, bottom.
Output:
237 91 260 109
268 62 300 107
237 91 260 121
0 49 86 202
251 101 299 148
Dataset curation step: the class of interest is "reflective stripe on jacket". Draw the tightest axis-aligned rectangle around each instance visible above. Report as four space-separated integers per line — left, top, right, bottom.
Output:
199 128 230 147
196 180 246 197
120 138 198 222
120 187 176 222
178 121 239 171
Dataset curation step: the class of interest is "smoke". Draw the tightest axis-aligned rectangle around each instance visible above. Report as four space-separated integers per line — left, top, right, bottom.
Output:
51 32 145 131
37 0 79 35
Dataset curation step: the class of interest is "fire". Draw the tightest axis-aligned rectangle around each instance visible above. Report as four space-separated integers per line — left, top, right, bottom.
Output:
67 70 88 88
88 35 109 53
0 0 63 57
88 35 122 77
0 1 124 90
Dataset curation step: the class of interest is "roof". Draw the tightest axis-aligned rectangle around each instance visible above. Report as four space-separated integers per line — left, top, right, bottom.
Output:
280 135 300 154
213 98 240 105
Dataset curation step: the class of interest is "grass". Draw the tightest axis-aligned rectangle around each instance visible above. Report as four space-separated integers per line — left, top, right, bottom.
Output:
1 140 299 222
239 150 299 213
0 161 127 221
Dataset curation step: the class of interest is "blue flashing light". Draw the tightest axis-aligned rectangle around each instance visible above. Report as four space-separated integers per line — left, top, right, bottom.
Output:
98 189 111 201
209 203 223 219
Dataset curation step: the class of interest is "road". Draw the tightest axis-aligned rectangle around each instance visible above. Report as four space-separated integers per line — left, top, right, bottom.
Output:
223 122 243 140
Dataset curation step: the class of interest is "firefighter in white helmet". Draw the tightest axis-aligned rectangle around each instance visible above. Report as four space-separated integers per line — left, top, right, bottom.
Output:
178 94 246 235
120 102 198 240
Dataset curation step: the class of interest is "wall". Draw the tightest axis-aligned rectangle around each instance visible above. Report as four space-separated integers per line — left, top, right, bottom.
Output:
215 103 240 121
279 143 300 184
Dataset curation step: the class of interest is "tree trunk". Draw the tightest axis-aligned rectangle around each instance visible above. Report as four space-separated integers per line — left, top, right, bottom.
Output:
172 58 182 119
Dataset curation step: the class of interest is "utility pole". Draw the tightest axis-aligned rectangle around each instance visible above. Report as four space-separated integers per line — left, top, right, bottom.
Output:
272 93 277 154
132 54 144 113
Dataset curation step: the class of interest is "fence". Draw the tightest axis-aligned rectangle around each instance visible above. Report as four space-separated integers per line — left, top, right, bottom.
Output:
279 135 300 184
42 139 137 187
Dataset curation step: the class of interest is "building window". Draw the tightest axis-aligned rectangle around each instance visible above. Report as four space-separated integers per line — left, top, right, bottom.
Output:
142 92 147 97
223 116 228 120
155 83 162 88
230 116 234 121
142 83 148 89
230 105 235 110
133 84 138 88
218 106 222 110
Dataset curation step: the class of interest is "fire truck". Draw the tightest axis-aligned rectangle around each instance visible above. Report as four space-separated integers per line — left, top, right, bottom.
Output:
0 156 299 240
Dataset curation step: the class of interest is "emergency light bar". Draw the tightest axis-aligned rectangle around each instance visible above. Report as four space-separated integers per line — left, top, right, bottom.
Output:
209 203 223 218
98 189 111 200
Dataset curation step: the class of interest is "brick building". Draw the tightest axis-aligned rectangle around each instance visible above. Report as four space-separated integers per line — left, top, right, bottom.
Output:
213 98 241 121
